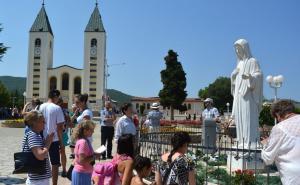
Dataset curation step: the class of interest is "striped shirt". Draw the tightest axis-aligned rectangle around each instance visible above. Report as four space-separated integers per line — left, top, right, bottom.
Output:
22 130 51 181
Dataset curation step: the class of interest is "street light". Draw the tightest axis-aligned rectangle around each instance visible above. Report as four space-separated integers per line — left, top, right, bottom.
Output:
104 61 126 100
266 75 284 124
266 75 284 102
23 91 26 106
226 102 230 119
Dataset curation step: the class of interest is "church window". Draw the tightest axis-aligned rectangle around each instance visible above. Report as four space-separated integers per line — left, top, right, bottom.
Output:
33 87 39 90
74 77 81 94
147 103 150 109
91 39 97 47
90 63 97 66
62 73 69 90
50 77 57 90
49 41 52 49
33 75 40 78
90 82 96 85
34 69 40 72
90 69 97 72
35 38 41 47
89 88 96 91
34 62 40 66
33 81 40 84
188 104 191 110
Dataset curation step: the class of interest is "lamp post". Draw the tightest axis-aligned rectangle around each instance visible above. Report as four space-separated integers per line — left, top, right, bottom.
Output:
23 91 26 106
104 61 126 100
226 102 230 119
266 75 284 124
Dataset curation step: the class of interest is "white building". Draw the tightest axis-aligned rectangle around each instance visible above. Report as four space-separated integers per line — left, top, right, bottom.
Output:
25 3 106 111
131 97 204 120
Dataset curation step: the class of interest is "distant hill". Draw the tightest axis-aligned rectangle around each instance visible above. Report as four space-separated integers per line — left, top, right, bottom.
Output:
0 76 26 93
0 76 133 104
106 89 133 105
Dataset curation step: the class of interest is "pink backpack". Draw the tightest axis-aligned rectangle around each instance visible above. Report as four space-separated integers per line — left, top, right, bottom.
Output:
92 155 132 185
92 161 118 185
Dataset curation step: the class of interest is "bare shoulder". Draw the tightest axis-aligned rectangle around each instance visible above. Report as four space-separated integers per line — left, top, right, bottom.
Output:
131 176 144 185
161 153 170 161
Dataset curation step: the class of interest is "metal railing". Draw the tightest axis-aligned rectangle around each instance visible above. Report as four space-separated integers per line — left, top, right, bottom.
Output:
138 127 281 185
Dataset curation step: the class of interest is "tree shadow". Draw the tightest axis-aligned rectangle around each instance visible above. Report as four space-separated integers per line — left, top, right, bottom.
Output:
0 177 26 185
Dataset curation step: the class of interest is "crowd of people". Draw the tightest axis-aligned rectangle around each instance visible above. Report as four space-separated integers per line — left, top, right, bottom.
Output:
20 89 196 185
19 88 300 185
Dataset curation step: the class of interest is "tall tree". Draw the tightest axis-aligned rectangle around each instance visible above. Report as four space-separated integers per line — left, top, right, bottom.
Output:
198 77 233 112
0 24 8 62
159 50 187 120
0 81 10 107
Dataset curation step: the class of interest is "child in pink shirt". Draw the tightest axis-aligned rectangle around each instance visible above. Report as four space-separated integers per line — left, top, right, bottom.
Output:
72 120 99 185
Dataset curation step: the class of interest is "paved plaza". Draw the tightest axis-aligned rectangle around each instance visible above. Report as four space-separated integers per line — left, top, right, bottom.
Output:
0 122 116 185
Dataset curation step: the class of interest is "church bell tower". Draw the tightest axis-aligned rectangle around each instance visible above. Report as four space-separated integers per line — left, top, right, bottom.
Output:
26 4 54 102
83 3 106 110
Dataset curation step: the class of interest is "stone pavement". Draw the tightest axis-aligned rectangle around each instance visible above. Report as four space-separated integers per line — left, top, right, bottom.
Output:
0 122 116 185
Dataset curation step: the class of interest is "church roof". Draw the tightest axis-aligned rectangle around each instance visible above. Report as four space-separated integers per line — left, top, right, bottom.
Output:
30 6 53 36
85 6 105 32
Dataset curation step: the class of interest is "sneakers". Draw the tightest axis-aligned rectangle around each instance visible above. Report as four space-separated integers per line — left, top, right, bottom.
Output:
107 155 113 159
61 171 67 178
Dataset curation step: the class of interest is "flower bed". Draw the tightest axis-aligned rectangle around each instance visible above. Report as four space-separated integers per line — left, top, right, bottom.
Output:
160 119 201 126
1 119 25 128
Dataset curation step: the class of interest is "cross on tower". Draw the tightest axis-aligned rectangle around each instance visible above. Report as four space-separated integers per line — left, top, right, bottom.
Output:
96 0 98 6
42 0 45 6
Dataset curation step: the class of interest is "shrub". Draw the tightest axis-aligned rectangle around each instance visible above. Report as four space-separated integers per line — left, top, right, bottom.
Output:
233 169 255 185
1 119 25 128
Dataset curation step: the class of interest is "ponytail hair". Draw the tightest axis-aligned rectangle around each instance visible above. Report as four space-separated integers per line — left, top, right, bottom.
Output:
167 131 191 163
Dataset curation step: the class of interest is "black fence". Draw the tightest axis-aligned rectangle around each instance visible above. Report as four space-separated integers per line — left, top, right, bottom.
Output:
138 127 281 185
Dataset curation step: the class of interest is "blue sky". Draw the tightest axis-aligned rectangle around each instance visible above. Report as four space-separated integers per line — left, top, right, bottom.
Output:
1 0 300 101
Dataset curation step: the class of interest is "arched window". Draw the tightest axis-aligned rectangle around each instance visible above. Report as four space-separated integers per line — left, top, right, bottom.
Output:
62 73 69 90
74 77 81 94
136 103 139 110
49 77 57 90
35 38 41 47
188 104 192 110
91 39 97 47
147 103 150 109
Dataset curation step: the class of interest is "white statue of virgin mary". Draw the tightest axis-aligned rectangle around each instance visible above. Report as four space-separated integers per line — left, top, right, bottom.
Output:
231 39 263 147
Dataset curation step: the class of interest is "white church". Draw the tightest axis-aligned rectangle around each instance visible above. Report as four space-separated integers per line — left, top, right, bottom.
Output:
25 3 106 111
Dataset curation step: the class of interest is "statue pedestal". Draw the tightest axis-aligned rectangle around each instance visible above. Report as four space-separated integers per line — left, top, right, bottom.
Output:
227 152 265 172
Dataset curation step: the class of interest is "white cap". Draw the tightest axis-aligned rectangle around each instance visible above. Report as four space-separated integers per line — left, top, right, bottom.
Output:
150 102 160 109
204 98 213 103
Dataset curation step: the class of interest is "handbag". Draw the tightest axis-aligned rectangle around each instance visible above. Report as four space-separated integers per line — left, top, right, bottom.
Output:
13 133 46 174
66 164 74 181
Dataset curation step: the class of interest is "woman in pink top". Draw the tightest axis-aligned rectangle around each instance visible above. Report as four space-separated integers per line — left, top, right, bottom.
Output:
72 120 98 185
114 134 135 185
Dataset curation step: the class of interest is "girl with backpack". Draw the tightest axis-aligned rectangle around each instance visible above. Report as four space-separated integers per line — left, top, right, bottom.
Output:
154 132 196 185
71 120 100 185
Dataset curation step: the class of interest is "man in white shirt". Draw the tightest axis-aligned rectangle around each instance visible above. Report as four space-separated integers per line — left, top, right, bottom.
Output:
39 90 65 185
114 103 136 142
261 100 300 185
